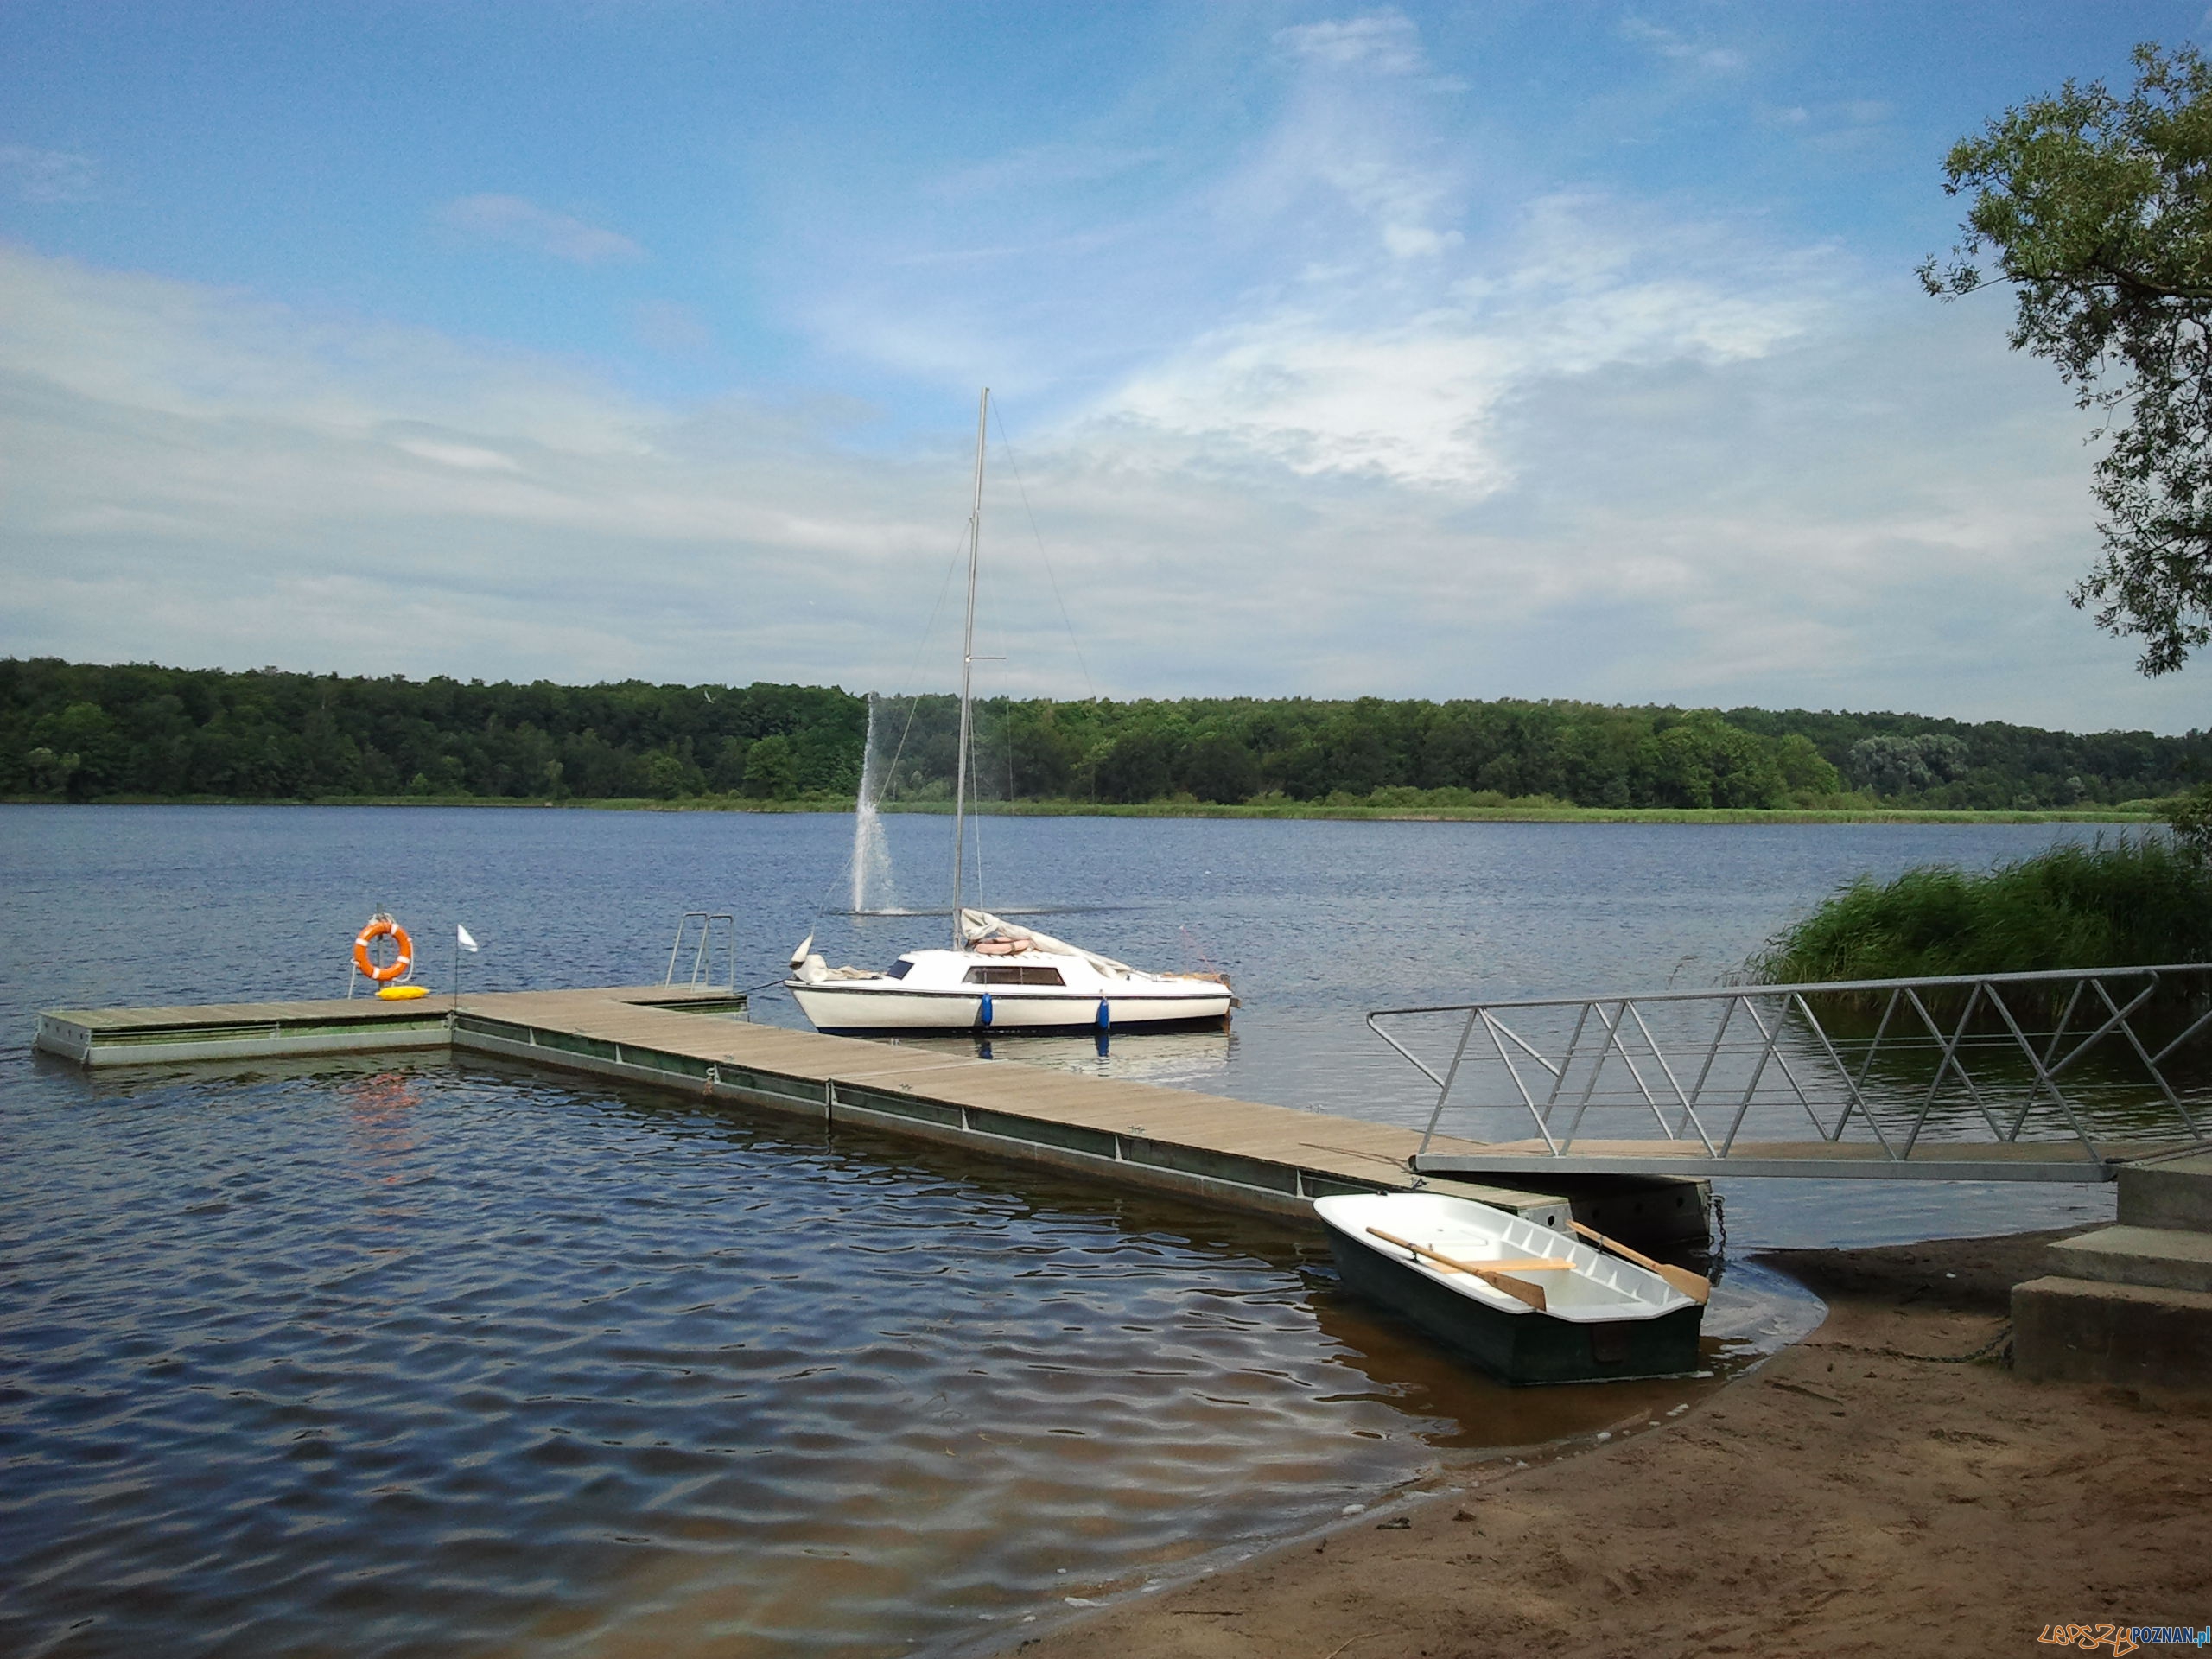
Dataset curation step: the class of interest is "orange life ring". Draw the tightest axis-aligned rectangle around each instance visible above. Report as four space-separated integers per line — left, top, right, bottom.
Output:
353 916 414 983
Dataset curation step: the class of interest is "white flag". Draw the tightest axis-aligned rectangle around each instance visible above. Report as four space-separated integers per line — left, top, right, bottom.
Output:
457 924 480 953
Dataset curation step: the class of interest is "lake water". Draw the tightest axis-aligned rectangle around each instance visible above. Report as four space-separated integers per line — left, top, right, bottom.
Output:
0 807 2122 1656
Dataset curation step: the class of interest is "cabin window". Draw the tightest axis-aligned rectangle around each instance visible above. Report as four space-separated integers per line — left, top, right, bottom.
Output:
962 965 1066 986
885 959 913 979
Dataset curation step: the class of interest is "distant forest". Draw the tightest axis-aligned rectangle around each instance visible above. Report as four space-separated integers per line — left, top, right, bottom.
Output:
4 657 2208 811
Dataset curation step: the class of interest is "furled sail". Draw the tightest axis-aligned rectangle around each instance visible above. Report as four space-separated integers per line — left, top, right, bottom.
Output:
957 908 1138 979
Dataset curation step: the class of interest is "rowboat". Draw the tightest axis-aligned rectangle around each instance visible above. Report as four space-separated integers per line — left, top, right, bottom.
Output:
1313 1191 1707 1385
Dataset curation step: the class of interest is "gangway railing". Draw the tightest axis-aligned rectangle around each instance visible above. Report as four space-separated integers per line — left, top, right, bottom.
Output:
1369 963 2212 1183
664 912 737 992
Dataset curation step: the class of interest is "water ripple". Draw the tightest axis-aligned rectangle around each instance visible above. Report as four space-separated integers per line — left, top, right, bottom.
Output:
0 1058 1802 1658
0 807 1955 1656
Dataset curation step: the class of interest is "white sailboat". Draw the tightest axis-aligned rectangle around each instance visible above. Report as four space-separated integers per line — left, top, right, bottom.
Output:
785 390 1234 1036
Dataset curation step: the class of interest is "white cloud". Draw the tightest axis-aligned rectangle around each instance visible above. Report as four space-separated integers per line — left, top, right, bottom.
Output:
0 243 986 689
769 7 1485 400
435 194 645 264
0 245 659 447
0 145 98 203
1619 18 1746 73
632 299 715 357
931 143 1170 200
391 436 523 472
1092 101 1825 490
1 236 2201 734
785 6 1815 502
1277 10 1430 76
1244 10 1469 265
1103 312 1520 488
5 6 2208 734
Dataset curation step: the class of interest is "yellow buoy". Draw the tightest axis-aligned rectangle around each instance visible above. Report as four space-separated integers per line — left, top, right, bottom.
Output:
376 984 431 1001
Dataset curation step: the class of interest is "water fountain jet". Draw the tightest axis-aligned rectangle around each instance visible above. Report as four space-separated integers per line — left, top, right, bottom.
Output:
850 693 897 915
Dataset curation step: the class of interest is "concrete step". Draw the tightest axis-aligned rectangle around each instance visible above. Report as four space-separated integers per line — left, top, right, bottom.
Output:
2012 1274 2212 1389
2118 1151 2212 1230
2047 1224 2212 1294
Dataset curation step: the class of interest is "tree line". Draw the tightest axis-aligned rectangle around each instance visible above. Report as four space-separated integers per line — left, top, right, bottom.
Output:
0 658 862 803
5 657 2207 810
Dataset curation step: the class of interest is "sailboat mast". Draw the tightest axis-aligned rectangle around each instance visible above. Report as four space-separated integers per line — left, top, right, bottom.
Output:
950 386 988 948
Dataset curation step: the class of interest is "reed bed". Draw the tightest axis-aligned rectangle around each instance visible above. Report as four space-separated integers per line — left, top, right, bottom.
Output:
1748 835 2212 987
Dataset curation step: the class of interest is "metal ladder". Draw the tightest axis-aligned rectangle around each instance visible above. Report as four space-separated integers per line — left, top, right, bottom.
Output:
664 912 737 992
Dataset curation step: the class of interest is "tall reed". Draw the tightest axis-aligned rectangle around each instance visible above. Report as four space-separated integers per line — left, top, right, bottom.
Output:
1747 835 2212 986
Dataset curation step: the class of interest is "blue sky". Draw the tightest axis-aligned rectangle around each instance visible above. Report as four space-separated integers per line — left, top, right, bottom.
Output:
3 2 2209 731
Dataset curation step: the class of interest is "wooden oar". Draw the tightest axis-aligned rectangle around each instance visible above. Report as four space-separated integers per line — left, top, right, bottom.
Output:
1366 1227 1548 1313
1571 1220 1711 1305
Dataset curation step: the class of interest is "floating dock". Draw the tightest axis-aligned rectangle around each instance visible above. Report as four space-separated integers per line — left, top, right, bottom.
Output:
33 984 1708 1249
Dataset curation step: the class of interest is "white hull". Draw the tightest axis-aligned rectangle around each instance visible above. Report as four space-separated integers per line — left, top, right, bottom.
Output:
788 979 1230 1033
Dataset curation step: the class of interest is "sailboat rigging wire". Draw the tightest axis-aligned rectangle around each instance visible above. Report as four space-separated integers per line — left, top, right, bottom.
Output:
975 701 995 905
877 512 973 786
988 406 1096 704
963 532 1020 924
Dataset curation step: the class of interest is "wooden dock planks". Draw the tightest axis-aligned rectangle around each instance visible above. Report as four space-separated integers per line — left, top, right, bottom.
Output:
459 988 1510 1195
34 983 1711 1243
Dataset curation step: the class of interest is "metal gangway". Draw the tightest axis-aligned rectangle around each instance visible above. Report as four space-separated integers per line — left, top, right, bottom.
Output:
1370 963 2212 1183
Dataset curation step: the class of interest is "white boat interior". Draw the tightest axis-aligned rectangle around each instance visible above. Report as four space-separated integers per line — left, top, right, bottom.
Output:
789 908 1232 1033
1313 1192 1696 1322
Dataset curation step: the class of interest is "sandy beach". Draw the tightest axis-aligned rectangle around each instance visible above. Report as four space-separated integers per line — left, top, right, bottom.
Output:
1004 1230 2211 1659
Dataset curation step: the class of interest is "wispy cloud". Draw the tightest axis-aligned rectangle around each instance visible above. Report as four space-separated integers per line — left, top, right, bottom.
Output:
1276 10 1432 77
632 299 715 358
435 194 645 264
768 7 1484 396
5 10 2202 734
0 145 98 203
931 143 1170 200
1090 191 1823 489
1 236 2183 737
1074 10 1819 492
0 243 969 687
1619 17 1747 73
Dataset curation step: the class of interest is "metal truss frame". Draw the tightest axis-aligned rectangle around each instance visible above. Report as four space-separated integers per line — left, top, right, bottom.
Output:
1370 963 2212 1182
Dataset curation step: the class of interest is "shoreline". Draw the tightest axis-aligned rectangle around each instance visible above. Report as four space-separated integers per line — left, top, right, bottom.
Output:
1000 1229 2209 1658
0 796 2159 827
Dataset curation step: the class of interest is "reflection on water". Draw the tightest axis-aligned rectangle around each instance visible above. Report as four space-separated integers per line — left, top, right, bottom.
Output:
1306 1256 1818 1451
883 1026 1236 1090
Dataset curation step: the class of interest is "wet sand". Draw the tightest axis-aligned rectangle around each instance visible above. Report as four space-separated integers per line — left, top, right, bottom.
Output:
1002 1230 2212 1659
